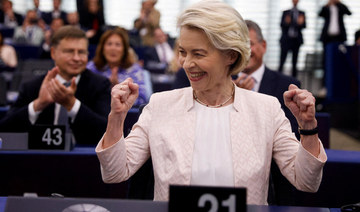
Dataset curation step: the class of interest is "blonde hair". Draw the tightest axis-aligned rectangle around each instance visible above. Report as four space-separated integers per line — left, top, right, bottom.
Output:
177 0 250 75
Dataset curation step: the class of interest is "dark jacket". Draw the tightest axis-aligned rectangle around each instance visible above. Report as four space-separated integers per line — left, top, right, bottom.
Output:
0 69 111 145
319 2 351 43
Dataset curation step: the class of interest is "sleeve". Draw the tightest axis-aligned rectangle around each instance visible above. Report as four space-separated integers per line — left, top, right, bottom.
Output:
271 100 327 192
96 97 154 183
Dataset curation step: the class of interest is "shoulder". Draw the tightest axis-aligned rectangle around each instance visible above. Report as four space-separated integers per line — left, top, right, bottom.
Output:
264 67 300 87
148 87 192 109
82 69 109 83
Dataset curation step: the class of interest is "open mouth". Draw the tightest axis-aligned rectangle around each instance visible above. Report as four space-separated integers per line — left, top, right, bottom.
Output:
188 72 206 81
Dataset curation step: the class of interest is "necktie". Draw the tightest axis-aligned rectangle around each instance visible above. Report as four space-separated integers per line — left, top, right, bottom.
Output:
160 44 167 63
57 82 71 129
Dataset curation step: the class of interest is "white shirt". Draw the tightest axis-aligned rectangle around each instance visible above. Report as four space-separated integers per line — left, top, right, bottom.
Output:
328 4 340 36
191 101 235 187
28 74 81 125
155 42 174 64
238 63 265 92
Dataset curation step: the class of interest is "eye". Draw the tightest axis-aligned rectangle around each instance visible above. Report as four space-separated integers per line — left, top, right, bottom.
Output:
179 49 186 57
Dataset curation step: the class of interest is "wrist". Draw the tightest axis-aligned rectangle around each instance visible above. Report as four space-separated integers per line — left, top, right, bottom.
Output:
299 126 318 136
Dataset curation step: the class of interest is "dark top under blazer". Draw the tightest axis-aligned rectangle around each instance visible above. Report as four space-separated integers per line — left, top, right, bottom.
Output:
280 9 306 45
0 69 111 145
319 2 351 43
259 67 301 138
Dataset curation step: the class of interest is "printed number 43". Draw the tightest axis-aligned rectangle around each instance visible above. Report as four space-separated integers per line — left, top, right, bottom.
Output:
42 128 63 146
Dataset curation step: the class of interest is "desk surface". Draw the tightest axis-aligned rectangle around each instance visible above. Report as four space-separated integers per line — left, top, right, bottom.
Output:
0 196 338 212
1 148 359 208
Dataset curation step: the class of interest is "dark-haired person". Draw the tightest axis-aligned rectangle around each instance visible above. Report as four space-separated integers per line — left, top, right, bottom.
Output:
87 27 150 106
0 26 111 145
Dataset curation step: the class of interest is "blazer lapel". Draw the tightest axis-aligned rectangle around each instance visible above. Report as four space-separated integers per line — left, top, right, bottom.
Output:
231 87 262 187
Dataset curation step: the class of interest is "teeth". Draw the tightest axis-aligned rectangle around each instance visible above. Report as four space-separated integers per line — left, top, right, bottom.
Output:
190 72 205 78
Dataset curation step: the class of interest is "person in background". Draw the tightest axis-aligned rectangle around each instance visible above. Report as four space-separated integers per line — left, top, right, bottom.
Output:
0 25 111 145
355 29 360 46
40 17 64 59
278 0 306 78
0 31 17 71
234 19 301 138
143 27 174 74
66 11 80 28
78 0 105 45
169 39 190 89
0 0 23 28
95 0 326 204
138 0 160 46
128 18 143 48
12 10 44 46
318 0 351 89
87 27 150 106
42 0 67 26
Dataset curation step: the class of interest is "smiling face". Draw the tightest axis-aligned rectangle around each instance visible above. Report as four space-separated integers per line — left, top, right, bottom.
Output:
243 28 266 75
51 38 88 80
103 34 124 67
178 26 233 93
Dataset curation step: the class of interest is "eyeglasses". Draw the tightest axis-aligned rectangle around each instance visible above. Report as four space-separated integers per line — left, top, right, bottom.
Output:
60 49 88 59
341 202 360 212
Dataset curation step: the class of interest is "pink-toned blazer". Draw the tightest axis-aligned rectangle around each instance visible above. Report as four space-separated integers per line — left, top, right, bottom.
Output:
96 86 327 205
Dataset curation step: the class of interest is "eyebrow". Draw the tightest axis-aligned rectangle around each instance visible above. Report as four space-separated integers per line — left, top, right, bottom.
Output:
179 46 207 53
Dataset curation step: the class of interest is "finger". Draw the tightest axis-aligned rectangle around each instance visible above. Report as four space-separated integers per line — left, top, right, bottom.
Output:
283 89 296 105
44 67 58 82
70 77 77 91
288 84 299 90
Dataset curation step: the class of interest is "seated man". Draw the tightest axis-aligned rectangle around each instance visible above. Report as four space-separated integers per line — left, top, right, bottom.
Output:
234 20 301 138
12 10 44 46
0 25 111 145
143 27 174 73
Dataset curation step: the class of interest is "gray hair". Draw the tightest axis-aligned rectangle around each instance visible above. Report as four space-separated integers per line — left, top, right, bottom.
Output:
245 20 264 42
177 0 251 75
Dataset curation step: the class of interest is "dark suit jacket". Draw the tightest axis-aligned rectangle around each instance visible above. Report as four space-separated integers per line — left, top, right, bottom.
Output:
41 11 68 25
319 2 351 43
0 11 24 26
143 38 175 73
280 9 306 45
0 69 111 145
259 67 301 138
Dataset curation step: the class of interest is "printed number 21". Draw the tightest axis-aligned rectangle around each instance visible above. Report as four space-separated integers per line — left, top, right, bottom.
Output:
198 194 236 212
42 128 63 146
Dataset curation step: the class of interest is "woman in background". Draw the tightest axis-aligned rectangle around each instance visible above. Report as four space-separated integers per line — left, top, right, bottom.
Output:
87 27 150 106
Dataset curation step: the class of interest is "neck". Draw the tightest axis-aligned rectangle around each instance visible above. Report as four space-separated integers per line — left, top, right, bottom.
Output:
108 62 120 69
193 80 235 108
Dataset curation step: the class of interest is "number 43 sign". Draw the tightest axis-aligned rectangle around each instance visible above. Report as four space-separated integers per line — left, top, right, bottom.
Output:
169 185 246 212
29 125 66 150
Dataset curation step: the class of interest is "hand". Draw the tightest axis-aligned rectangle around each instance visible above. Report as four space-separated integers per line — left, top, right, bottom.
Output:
48 76 77 111
285 14 291 24
109 67 119 87
284 84 317 129
102 78 139 148
110 78 139 115
297 14 305 25
233 74 255 91
33 67 58 111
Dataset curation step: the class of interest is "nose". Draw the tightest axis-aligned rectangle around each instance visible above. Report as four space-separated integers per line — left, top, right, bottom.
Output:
181 55 194 70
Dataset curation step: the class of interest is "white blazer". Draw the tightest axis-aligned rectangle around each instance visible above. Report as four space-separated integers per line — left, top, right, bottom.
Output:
96 86 327 205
